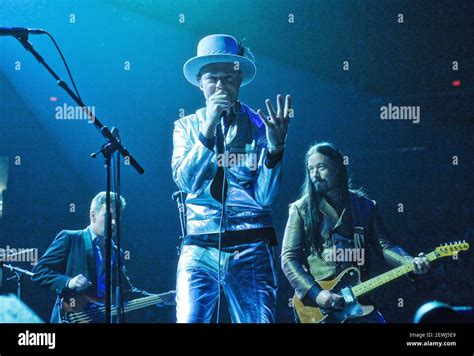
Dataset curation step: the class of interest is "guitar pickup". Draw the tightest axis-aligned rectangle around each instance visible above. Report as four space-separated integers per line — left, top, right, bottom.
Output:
340 287 355 304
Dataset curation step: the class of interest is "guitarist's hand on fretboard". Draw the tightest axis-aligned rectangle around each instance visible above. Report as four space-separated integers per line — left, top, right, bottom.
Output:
405 252 430 275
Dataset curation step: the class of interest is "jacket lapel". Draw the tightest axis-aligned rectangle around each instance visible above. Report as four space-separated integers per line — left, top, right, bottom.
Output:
82 228 97 287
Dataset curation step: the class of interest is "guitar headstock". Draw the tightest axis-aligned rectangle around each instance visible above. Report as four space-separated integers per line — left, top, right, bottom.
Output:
434 241 469 258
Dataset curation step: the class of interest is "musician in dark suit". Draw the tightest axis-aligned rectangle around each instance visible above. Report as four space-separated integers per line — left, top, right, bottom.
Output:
32 192 154 323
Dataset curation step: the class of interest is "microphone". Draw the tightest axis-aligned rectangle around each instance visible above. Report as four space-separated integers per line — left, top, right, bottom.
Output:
220 108 231 140
220 113 227 140
172 190 188 204
171 191 182 202
172 191 186 214
0 27 46 37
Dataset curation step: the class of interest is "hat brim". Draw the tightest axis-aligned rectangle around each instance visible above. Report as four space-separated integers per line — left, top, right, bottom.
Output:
183 54 256 87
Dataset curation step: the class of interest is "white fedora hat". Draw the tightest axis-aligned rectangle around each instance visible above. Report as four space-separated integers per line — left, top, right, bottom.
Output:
183 34 256 87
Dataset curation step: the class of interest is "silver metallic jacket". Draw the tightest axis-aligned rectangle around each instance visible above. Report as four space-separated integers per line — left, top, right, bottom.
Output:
172 102 282 235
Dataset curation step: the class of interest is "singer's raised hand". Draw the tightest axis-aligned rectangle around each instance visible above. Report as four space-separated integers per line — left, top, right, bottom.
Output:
257 94 292 154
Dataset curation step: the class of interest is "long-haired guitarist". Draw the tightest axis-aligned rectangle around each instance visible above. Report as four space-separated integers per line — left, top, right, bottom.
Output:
31 192 164 323
281 142 430 323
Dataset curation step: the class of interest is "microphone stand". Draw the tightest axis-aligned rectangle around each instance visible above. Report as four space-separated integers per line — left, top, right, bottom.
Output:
13 32 145 323
2 264 35 300
111 127 125 323
172 191 187 255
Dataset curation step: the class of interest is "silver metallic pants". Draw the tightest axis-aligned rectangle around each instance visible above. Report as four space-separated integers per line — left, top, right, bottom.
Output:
176 241 278 323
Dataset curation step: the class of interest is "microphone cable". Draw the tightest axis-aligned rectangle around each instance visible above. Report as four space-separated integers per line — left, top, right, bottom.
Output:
42 31 83 102
216 109 230 324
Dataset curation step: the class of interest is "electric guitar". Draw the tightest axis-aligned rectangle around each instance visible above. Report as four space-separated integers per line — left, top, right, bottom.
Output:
60 290 176 323
293 241 469 323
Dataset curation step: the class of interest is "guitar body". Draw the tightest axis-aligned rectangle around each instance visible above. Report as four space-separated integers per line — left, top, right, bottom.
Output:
293 267 374 323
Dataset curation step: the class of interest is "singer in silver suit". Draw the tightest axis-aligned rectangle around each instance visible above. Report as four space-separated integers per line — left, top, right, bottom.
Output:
172 34 292 323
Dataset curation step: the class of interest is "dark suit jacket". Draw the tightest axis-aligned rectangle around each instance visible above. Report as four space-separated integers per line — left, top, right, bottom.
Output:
32 228 148 323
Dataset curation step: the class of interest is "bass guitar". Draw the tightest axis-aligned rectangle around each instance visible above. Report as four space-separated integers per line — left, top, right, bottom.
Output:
60 290 176 323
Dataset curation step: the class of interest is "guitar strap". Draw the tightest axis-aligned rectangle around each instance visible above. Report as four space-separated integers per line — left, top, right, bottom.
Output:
350 195 366 250
349 195 370 281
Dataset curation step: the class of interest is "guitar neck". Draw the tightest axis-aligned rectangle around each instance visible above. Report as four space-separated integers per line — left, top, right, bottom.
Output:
112 294 165 316
351 251 437 298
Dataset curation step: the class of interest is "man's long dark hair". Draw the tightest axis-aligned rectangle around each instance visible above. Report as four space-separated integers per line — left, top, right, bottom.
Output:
299 142 361 255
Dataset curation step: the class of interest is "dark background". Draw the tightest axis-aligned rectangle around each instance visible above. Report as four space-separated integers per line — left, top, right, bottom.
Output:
0 0 472 323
